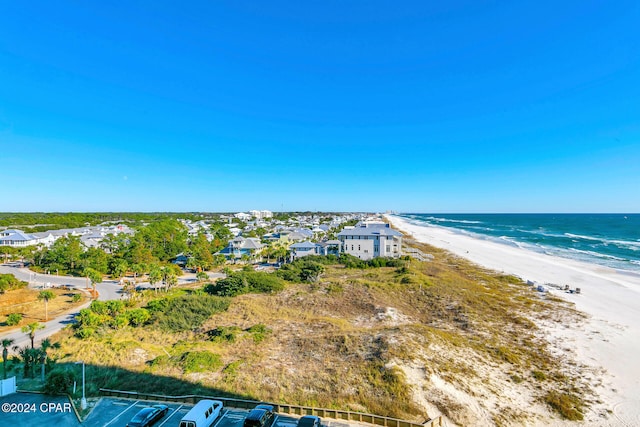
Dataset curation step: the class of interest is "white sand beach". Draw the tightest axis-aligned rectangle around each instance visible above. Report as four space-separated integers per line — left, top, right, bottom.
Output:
386 215 640 426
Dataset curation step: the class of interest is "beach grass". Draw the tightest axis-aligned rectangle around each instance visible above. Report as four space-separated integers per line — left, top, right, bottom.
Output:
42 247 588 423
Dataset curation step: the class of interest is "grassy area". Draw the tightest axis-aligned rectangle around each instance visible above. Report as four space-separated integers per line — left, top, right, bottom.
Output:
38 247 588 423
0 287 89 332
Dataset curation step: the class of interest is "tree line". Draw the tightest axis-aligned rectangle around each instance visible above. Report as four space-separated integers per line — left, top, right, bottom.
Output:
23 219 233 280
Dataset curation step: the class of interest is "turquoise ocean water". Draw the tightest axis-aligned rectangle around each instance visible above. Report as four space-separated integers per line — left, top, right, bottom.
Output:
399 214 640 273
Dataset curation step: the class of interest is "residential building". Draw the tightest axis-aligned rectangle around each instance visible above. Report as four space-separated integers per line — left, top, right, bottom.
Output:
218 237 264 260
289 241 321 259
337 222 403 260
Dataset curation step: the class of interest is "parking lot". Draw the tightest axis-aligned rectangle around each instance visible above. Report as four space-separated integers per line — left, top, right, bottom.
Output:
0 394 353 427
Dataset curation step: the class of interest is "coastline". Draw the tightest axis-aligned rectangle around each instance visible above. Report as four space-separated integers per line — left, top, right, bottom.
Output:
386 214 640 426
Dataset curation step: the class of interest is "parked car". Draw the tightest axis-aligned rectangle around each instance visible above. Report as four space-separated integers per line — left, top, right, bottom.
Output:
297 415 321 427
126 404 169 427
243 404 276 427
179 399 223 427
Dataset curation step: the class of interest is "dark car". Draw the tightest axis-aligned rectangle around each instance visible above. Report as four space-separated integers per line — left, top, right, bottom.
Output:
127 404 169 427
243 404 276 427
297 415 321 427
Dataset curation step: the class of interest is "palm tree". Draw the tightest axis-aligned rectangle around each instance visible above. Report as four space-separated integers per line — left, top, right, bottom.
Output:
84 268 103 298
38 290 56 321
2 338 14 379
162 268 177 292
148 264 162 293
39 338 60 381
21 322 45 349
196 271 209 282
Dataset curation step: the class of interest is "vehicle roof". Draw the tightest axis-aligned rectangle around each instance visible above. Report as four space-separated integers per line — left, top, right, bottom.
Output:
132 407 155 420
255 404 274 411
297 416 320 427
247 408 268 420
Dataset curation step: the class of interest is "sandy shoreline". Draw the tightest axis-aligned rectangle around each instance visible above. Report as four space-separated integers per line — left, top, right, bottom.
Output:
386 215 640 426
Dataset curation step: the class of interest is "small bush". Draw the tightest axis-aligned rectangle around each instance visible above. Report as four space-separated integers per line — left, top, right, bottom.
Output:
44 368 76 395
126 308 151 326
75 327 96 339
6 313 22 326
154 294 230 332
208 326 241 343
146 298 169 313
0 274 28 293
545 391 584 420
180 351 222 373
247 324 271 343
72 293 82 302
205 272 284 297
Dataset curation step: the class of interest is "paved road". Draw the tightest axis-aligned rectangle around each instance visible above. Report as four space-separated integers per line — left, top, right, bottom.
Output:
0 265 224 352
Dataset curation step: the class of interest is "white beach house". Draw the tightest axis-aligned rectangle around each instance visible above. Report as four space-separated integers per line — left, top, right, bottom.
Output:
337 222 403 260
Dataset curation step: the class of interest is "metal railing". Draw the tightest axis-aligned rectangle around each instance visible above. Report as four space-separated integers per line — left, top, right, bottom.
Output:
99 389 442 427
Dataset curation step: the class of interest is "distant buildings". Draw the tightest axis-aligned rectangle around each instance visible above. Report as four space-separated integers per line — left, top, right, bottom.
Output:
0 224 134 249
337 221 403 260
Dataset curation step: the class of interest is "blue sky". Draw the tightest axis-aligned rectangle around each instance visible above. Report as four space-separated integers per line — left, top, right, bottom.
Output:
1 1 639 212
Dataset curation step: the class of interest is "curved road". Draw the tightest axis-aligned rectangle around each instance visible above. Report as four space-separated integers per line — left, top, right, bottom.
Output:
0 264 224 352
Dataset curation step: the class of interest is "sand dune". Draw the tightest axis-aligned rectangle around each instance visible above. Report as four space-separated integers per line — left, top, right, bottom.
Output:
387 215 640 426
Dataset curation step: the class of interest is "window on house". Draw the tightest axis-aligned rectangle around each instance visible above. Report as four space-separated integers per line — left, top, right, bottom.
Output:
364 249 368 253
358 245 361 251
386 245 390 252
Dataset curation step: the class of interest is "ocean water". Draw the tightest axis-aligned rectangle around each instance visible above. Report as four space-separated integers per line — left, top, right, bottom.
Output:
399 213 640 273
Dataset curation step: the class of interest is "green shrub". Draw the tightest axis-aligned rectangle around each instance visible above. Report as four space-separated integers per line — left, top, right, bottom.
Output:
0 274 28 293
89 300 108 315
6 313 22 326
111 314 130 329
72 293 82 302
247 324 271 343
75 327 96 339
180 351 222 373
44 368 76 395
205 271 284 296
208 326 241 343
154 294 230 332
146 298 169 313
105 300 125 316
76 308 106 328
126 308 150 326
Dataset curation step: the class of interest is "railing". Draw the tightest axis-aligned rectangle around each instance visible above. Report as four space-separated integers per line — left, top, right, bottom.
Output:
402 248 433 262
99 389 442 427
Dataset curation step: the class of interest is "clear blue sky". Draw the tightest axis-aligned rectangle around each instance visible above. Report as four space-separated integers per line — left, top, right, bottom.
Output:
1 1 639 213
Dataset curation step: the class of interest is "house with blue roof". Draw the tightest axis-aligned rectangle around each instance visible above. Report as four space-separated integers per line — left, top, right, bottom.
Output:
0 229 36 247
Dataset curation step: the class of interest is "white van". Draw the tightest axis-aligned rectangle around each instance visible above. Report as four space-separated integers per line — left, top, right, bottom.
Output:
179 399 223 427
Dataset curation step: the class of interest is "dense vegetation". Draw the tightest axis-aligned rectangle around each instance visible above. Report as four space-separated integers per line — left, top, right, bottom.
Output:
204 270 286 297
0 273 28 293
20 219 232 278
0 212 217 232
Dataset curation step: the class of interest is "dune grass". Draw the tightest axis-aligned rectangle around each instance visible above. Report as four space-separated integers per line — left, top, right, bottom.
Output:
42 246 588 422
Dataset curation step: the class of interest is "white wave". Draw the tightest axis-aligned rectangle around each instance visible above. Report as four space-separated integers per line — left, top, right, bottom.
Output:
568 248 628 262
423 216 483 225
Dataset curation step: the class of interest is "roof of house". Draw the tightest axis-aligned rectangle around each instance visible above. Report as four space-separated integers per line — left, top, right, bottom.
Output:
0 230 35 242
337 224 403 237
290 241 318 249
